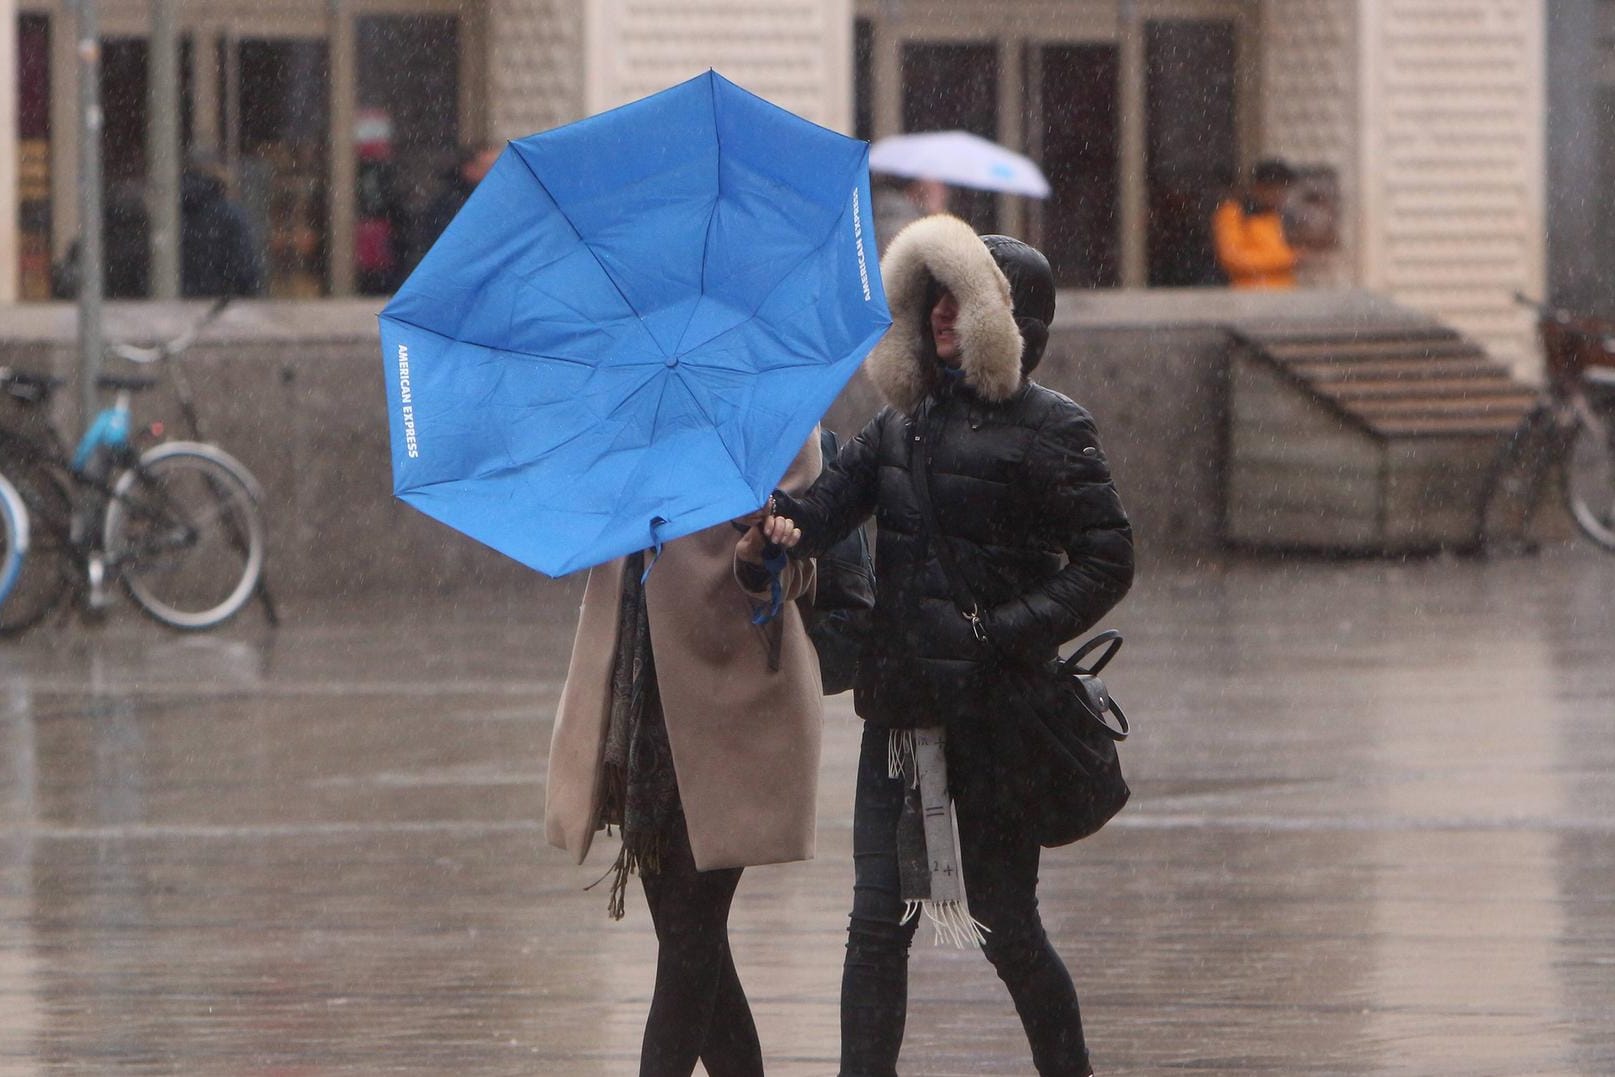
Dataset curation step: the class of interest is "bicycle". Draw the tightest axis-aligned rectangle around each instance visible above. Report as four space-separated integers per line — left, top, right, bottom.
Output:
1471 295 1615 554
0 472 27 611
0 300 272 634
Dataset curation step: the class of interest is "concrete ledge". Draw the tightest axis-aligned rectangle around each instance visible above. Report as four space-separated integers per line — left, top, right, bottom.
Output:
0 290 1466 597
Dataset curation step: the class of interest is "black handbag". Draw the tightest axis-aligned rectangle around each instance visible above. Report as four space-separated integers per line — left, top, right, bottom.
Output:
906 408 1131 847
997 632 1131 847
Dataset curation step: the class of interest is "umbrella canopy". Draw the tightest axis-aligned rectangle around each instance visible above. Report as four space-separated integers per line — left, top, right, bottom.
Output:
869 131 1051 198
379 71 891 577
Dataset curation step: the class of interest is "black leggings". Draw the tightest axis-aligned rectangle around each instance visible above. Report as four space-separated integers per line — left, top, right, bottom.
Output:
840 724 1091 1077
638 812 763 1077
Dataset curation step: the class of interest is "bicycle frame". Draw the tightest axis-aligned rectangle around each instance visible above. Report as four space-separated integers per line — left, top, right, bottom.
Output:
1473 297 1615 554
70 391 138 475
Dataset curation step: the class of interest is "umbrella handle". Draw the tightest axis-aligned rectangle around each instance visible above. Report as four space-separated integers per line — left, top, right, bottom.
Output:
750 545 788 625
642 516 670 583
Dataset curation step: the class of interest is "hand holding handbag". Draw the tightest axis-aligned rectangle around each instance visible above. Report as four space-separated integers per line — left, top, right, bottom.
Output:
907 408 1132 847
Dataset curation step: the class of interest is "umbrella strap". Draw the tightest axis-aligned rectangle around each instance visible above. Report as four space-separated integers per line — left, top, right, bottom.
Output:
641 516 670 583
749 547 788 626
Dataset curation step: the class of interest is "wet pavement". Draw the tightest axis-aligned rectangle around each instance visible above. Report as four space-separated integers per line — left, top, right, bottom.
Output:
2 548 1613 1075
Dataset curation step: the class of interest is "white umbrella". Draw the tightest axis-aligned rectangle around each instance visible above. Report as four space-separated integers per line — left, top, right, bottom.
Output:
868 131 1051 199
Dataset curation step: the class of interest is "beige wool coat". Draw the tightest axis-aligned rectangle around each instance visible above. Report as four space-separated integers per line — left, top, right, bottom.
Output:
545 436 823 872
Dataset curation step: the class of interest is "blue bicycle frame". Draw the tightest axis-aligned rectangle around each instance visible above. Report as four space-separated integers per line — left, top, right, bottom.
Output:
70 392 135 475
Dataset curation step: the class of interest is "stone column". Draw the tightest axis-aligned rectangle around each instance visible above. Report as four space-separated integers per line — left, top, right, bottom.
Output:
1545 0 1602 308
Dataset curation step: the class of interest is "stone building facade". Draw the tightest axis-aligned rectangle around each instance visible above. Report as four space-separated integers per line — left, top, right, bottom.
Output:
1264 0 1547 372
2 0 1597 377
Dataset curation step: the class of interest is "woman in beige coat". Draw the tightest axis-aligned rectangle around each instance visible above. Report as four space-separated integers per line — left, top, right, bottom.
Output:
545 436 821 1077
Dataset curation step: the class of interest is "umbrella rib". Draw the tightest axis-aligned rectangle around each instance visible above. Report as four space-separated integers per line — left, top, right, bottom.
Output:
502 270 643 345
670 200 722 359
669 77 725 359
668 369 754 497
383 311 660 371
674 154 868 360
507 146 664 356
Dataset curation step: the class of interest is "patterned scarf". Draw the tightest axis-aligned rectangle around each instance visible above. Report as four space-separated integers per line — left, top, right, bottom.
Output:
889 727 987 948
596 551 681 919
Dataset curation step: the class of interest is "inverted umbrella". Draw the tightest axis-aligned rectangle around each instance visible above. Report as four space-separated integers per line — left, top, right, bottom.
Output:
869 131 1051 198
380 71 891 576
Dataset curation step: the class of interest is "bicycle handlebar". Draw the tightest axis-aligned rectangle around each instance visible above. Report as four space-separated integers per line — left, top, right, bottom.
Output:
107 297 232 366
1513 292 1615 347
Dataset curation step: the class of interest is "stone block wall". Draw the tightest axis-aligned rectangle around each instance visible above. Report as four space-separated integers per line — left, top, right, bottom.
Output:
0 289 1444 599
486 0 587 140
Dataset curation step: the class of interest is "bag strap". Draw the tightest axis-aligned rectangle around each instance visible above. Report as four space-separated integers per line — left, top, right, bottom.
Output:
1058 628 1122 677
906 405 989 644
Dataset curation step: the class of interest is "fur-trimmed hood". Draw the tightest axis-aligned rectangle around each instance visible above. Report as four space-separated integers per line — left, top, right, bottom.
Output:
865 215 1025 413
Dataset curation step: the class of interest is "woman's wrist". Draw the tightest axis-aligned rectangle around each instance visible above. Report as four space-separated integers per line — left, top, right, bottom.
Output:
735 559 771 591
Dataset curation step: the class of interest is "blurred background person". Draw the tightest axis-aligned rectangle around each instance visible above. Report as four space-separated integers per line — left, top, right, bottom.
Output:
406 143 501 274
354 109 411 295
872 174 949 252
1212 157 1300 290
181 150 263 298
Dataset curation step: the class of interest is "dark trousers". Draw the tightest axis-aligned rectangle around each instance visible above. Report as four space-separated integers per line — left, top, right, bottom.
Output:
639 813 763 1077
840 724 1091 1077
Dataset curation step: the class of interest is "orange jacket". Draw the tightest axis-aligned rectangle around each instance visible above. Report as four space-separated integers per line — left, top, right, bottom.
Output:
1213 199 1297 289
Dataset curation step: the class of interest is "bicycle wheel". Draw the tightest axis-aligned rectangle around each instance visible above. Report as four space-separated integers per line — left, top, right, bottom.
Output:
0 461 73 637
0 474 26 614
1473 402 1560 552
1563 402 1615 551
103 442 266 630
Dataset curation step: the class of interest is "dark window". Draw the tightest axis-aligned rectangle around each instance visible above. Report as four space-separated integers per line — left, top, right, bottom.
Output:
901 41 998 233
97 39 155 298
1039 44 1120 288
17 13 52 299
101 38 148 185
230 39 331 296
355 14 461 294
1144 20 1238 287
17 14 50 140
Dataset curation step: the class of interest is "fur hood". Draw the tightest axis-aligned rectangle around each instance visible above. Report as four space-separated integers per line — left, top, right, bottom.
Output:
865 214 1025 413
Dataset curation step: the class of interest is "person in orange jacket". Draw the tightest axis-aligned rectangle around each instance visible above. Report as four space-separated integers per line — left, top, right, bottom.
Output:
1213 158 1301 289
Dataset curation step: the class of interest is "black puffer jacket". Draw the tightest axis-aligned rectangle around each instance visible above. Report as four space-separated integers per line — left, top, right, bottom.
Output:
780 215 1133 729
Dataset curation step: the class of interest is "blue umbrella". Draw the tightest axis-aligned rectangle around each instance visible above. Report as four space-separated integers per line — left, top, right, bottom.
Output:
380 70 891 577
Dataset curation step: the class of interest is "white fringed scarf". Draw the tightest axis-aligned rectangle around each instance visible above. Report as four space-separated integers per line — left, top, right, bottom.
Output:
888 727 989 948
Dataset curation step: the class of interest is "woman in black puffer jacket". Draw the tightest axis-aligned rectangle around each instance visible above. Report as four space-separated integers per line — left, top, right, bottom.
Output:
770 215 1133 1077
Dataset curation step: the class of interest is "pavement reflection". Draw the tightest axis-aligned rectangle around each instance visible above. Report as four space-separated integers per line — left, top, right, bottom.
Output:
1 550 1612 1074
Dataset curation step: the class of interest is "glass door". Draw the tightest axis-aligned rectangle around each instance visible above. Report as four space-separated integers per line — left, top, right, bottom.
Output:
354 13 460 294
900 41 999 235
1038 44 1121 288
222 37 330 297
1144 19 1239 287
16 13 52 300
